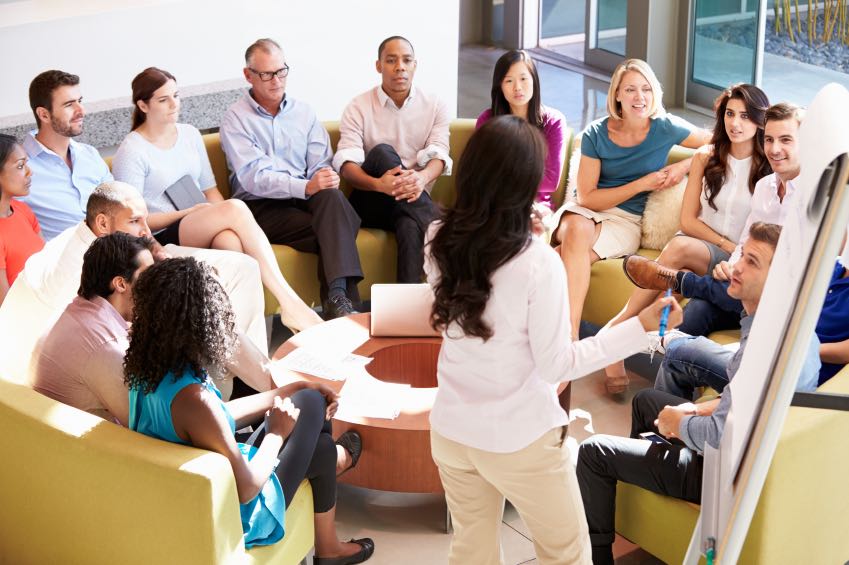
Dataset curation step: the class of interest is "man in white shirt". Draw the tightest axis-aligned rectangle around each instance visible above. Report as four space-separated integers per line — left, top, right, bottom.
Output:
0 181 268 399
624 103 804 336
334 36 451 283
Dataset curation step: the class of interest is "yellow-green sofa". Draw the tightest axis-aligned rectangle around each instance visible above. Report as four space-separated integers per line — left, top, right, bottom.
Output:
614 365 849 564
202 119 576 316
0 307 314 564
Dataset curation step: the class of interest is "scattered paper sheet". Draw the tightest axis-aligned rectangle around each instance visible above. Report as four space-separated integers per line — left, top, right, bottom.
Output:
273 347 372 381
334 369 410 420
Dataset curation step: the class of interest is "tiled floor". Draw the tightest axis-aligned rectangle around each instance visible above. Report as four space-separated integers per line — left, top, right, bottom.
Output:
269 45 696 564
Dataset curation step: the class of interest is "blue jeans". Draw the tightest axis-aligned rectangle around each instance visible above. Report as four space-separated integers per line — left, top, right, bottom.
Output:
678 273 743 336
654 336 734 400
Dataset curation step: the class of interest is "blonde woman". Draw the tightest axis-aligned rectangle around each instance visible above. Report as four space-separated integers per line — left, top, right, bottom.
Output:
552 60 709 390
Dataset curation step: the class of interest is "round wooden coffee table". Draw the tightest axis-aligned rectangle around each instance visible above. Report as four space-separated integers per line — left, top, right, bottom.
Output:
273 313 571 494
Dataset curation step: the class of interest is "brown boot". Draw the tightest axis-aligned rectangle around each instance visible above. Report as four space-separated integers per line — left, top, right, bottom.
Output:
622 255 679 291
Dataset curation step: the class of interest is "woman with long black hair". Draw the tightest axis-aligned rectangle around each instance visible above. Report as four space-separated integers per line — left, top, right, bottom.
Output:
425 115 682 565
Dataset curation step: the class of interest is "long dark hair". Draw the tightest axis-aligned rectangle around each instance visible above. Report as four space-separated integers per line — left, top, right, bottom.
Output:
489 50 544 129
124 257 237 393
131 67 176 131
429 115 546 340
703 83 771 211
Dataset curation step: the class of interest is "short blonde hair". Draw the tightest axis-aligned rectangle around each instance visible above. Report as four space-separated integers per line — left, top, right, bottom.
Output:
607 59 665 120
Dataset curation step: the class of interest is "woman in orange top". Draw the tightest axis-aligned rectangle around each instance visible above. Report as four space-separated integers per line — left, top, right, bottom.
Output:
0 134 44 305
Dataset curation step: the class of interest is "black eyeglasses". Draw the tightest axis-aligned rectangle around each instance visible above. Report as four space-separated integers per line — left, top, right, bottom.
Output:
249 65 290 81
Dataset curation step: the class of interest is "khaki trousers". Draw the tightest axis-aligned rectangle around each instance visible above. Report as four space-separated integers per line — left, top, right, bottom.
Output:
431 428 592 565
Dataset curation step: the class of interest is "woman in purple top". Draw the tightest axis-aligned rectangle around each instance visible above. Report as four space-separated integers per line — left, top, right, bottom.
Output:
476 50 566 234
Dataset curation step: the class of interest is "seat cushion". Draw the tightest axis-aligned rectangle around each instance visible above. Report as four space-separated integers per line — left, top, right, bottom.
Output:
582 250 661 328
615 482 699 564
262 228 397 315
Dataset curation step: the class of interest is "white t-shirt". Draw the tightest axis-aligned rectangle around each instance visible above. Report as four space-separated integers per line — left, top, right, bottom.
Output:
112 123 216 216
424 224 648 453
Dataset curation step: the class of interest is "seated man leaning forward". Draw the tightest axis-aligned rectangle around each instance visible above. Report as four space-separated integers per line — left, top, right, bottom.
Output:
31 232 361 478
33 233 155 425
0 181 266 399
648 253 849 400
333 36 450 283
576 222 821 565
220 38 363 319
623 103 805 337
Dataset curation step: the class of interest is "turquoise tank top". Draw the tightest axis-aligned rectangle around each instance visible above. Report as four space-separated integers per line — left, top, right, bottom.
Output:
581 115 692 215
128 368 286 548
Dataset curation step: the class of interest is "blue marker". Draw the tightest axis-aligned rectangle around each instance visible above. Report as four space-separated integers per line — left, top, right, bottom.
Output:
658 288 672 337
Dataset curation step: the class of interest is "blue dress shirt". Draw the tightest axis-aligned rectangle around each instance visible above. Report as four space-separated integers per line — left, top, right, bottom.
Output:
219 91 333 201
21 133 113 240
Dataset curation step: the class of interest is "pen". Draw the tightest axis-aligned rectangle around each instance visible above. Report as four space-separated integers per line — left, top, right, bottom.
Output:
658 288 672 338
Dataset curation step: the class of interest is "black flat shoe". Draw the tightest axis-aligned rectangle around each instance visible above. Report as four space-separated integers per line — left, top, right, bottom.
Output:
335 430 362 477
313 537 375 564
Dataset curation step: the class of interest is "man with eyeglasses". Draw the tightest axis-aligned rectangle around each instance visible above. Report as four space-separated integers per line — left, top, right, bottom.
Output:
334 36 450 283
220 38 363 319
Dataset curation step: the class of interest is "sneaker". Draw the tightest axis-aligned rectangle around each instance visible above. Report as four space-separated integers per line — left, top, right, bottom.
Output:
323 295 360 320
645 329 692 357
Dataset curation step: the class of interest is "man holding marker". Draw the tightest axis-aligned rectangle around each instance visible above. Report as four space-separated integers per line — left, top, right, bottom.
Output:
576 222 821 565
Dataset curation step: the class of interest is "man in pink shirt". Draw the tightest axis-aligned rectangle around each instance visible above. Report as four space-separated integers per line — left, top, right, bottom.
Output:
33 232 154 424
334 36 451 283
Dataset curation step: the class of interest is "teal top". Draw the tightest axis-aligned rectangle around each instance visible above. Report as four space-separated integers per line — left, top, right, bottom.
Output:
128 368 286 548
580 115 692 215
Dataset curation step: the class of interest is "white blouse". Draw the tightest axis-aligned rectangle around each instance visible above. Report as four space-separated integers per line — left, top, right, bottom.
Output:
424 224 649 453
697 154 753 243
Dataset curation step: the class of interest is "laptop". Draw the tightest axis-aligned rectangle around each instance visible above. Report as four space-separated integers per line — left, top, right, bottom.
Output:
163 174 206 210
370 283 441 337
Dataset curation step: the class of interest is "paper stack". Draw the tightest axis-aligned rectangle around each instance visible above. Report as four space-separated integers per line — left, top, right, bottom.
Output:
335 369 409 420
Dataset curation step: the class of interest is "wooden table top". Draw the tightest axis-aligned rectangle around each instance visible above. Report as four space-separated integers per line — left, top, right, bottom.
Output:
272 313 442 431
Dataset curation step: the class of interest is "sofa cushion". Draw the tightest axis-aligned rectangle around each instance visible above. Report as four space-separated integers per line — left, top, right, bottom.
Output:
583 250 661 328
262 228 397 315
615 365 849 564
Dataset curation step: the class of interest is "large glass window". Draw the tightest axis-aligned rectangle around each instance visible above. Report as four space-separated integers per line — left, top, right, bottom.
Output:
540 0 587 61
691 0 758 89
595 0 627 56
688 1 849 108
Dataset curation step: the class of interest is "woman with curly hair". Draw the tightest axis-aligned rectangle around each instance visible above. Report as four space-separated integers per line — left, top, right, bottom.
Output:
424 115 682 565
601 83 770 391
124 257 374 564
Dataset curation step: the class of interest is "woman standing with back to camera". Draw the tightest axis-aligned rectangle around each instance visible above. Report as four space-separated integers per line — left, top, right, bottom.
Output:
425 115 682 565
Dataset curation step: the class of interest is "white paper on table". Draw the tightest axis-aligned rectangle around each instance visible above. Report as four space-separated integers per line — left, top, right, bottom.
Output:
334 368 410 420
272 347 372 381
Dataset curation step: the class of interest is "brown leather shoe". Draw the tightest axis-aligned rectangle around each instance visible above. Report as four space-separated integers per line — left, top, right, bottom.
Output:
622 255 679 291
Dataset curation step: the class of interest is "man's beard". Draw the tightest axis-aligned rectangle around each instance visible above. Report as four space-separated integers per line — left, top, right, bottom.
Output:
50 115 83 137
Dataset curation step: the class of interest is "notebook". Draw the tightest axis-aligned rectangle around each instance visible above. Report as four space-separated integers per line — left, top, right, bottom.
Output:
370 283 440 337
163 174 206 210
